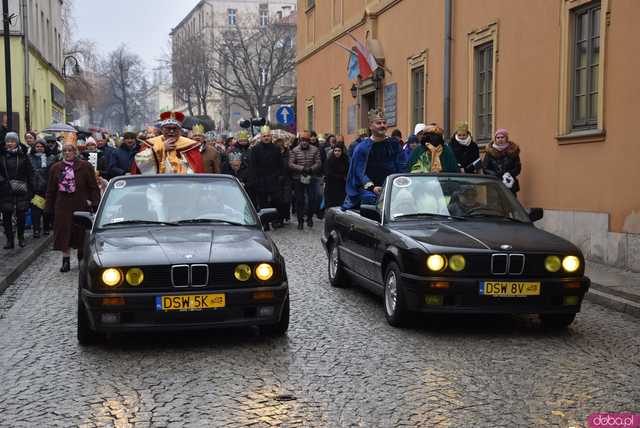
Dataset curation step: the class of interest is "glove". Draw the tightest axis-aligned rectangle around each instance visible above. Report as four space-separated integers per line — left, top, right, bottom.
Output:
302 167 311 175
502 173 515 189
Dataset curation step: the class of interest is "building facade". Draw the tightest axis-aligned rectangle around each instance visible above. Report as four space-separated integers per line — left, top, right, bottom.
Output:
296 0 640 272
171 0 296 132
0 0 65 135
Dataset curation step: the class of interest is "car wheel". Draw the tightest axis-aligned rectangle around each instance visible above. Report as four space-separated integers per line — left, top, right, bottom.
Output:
539 313 576 329
384 262 408 328
328 241 349 287
77 297 100 346
261 296 290 336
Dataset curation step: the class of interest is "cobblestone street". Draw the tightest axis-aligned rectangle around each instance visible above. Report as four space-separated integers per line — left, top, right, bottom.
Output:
0 223 638 427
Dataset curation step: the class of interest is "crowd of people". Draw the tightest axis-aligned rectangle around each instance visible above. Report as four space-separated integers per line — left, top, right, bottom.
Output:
0 108 522 272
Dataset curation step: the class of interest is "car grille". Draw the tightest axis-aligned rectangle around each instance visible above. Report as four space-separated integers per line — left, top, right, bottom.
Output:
171 265 190 287
491 254 525 275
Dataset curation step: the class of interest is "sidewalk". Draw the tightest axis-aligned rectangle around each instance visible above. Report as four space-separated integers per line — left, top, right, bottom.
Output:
585 261 640 318
0 231 53 294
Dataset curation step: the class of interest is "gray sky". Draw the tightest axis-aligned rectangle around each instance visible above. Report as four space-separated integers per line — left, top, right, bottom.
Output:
73 0 200 69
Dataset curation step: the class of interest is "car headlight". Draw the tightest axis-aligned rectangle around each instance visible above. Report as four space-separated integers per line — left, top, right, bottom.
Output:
562 256 580 273
449 255 466 272
427 255 446 272
234 264 252 282
125 268 144 286
255 263 274 281
545 256 562 272
102 268 123 287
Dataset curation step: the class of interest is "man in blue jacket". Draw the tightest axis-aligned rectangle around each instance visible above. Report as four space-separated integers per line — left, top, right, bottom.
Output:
108 127 139 178
342 109 404 210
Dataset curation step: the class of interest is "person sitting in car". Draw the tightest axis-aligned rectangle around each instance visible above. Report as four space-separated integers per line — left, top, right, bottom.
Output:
448 185 483 216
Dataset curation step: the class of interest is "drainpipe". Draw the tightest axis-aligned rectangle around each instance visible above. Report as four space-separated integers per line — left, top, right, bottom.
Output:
21 0 30 131
443 0 452 138
2 0 13 130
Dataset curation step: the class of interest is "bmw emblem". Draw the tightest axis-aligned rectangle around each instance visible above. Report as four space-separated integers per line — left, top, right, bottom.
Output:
184 254 194 259
500 244 512 250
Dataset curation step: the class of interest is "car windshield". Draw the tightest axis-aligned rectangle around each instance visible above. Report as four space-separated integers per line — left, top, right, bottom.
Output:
387 175 531 223
96 177 257 228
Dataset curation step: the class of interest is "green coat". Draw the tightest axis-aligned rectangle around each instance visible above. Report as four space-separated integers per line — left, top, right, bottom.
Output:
409 143 459 173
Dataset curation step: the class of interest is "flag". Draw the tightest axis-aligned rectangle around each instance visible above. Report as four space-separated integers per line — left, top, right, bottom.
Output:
353 46 374 79
348 33 379 75
348 51 360 80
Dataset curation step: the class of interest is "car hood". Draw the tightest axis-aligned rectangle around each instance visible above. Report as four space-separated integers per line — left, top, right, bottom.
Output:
394 221 579 253
92 226 275 266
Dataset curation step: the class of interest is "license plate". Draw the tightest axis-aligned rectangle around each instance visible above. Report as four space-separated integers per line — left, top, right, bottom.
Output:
155 294 225 311
479 281 540 297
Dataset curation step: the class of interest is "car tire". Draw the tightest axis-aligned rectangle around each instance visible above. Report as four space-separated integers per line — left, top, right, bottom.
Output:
539 313 576 329
77 297 100 346
384 262 408 328
261 296 290 336
328 241 349 288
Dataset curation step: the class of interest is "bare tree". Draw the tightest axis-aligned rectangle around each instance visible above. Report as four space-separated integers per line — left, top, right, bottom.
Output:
209 14 296 119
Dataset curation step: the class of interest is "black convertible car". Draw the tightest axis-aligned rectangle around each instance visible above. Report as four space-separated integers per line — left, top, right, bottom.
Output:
74 174 288 345
322 173 590 328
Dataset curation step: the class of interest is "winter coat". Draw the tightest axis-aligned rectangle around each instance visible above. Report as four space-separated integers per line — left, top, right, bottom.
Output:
324 153 349 208
45 159 100 253
289 144 321 180
221 161 250 185
248 142 283 193
108 142 139 177
98 145 116 179
482 141 522 193
29 153 57 196
449 136 481 173
0 149 34 212
409 143 459 173
200 145 221 174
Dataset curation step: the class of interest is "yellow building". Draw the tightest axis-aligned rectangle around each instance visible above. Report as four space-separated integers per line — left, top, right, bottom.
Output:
1 0 65 136
296 0 640 271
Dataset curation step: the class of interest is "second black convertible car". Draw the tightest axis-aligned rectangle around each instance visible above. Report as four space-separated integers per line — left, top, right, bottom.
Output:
322 174 590 328
74 175 288 345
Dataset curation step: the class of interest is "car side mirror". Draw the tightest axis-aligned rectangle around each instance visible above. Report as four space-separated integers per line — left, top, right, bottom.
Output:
528 208 544 222
258 208 279 227
360 204 381 222
73 211 94 230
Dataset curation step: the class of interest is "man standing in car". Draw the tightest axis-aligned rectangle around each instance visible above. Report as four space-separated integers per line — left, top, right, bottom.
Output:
343 109 404 209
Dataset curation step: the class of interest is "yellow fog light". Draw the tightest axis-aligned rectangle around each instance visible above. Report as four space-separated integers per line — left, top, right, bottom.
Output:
427 254 446 272
234 264 252 282
425 295 444 305
102 268 122 287
563 296 579 306
545 256 562 272
255 263 274 281
125 268 144 286
449 255 466 272
562 256 580 273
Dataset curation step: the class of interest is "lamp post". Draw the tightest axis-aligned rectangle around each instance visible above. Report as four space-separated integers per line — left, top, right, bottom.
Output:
2 0 14 130
62 55 81 79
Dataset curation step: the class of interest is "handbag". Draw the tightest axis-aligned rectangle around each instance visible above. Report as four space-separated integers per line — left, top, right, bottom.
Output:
9 179 28 195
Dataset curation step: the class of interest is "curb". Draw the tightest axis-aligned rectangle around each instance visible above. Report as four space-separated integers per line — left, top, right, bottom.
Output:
0 234 53 294
585 283 640 319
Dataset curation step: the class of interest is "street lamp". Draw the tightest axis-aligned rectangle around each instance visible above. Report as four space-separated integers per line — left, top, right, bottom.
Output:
372 67 385 90
350 83 358 99
62 55 81 79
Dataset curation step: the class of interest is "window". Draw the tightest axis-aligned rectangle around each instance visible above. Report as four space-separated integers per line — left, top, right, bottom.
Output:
571 2 600 130
474 42 493 144
259 4 268 27
411 66 425 128
333 94 341 135
307 104 314 131
227 9 237 26
307 0 315 9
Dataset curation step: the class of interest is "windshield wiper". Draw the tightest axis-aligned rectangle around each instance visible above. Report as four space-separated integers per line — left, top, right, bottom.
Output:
103 219 179 227
177 218 248 226
393 213 467 221
464 213 527 223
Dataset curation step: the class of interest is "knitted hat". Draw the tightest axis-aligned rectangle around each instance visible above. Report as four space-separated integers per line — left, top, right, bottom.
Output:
4 132 19 143
495 128 509 139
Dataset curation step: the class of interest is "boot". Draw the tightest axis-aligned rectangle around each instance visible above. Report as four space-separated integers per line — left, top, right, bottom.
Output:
297 222 304 230
18 236 25 248
60 257 71 273
307 217 314 228
3 237 14 250
33 228 41 239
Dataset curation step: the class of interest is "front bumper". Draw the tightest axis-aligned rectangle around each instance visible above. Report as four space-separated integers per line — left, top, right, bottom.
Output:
400 274 590 315
80 282 288 333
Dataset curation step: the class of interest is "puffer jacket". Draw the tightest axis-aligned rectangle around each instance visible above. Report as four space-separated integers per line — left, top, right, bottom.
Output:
288 144 321 180
0 149 34 211
482 141 522 193
29 153 57 195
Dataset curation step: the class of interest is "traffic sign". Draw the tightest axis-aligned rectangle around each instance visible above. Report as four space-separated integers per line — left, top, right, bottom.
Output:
276 106 295 125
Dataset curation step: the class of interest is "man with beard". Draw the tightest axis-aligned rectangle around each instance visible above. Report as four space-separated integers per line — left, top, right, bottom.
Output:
192 124 221 173
343 109 404 209
108 126 140 177
248 126 284 228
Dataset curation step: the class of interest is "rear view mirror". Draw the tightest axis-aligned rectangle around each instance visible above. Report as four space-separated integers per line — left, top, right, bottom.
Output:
360 205 381 222
258 208 279 227
528 208 544 222
73 211 94 230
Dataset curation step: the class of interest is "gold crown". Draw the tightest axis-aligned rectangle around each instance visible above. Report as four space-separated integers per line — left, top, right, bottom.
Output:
368 109 385 122
260 125 271 135
192 124 205 135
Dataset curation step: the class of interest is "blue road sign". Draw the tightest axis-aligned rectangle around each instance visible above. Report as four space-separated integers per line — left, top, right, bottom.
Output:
276 106 295 125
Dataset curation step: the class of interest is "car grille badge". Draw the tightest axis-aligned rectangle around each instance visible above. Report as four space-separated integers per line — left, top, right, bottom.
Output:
500 244 512 250
184 254 194 259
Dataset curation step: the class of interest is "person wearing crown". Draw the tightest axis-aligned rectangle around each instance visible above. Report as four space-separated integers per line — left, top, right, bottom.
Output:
191 124 221 174
133 111 204 174
343 109 404 209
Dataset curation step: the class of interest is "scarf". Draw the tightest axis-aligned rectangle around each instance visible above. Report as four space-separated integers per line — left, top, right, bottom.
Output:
35 152 47 167
427 143 444 173
58 160 76 193
455 135 472 146
493 141 511 152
